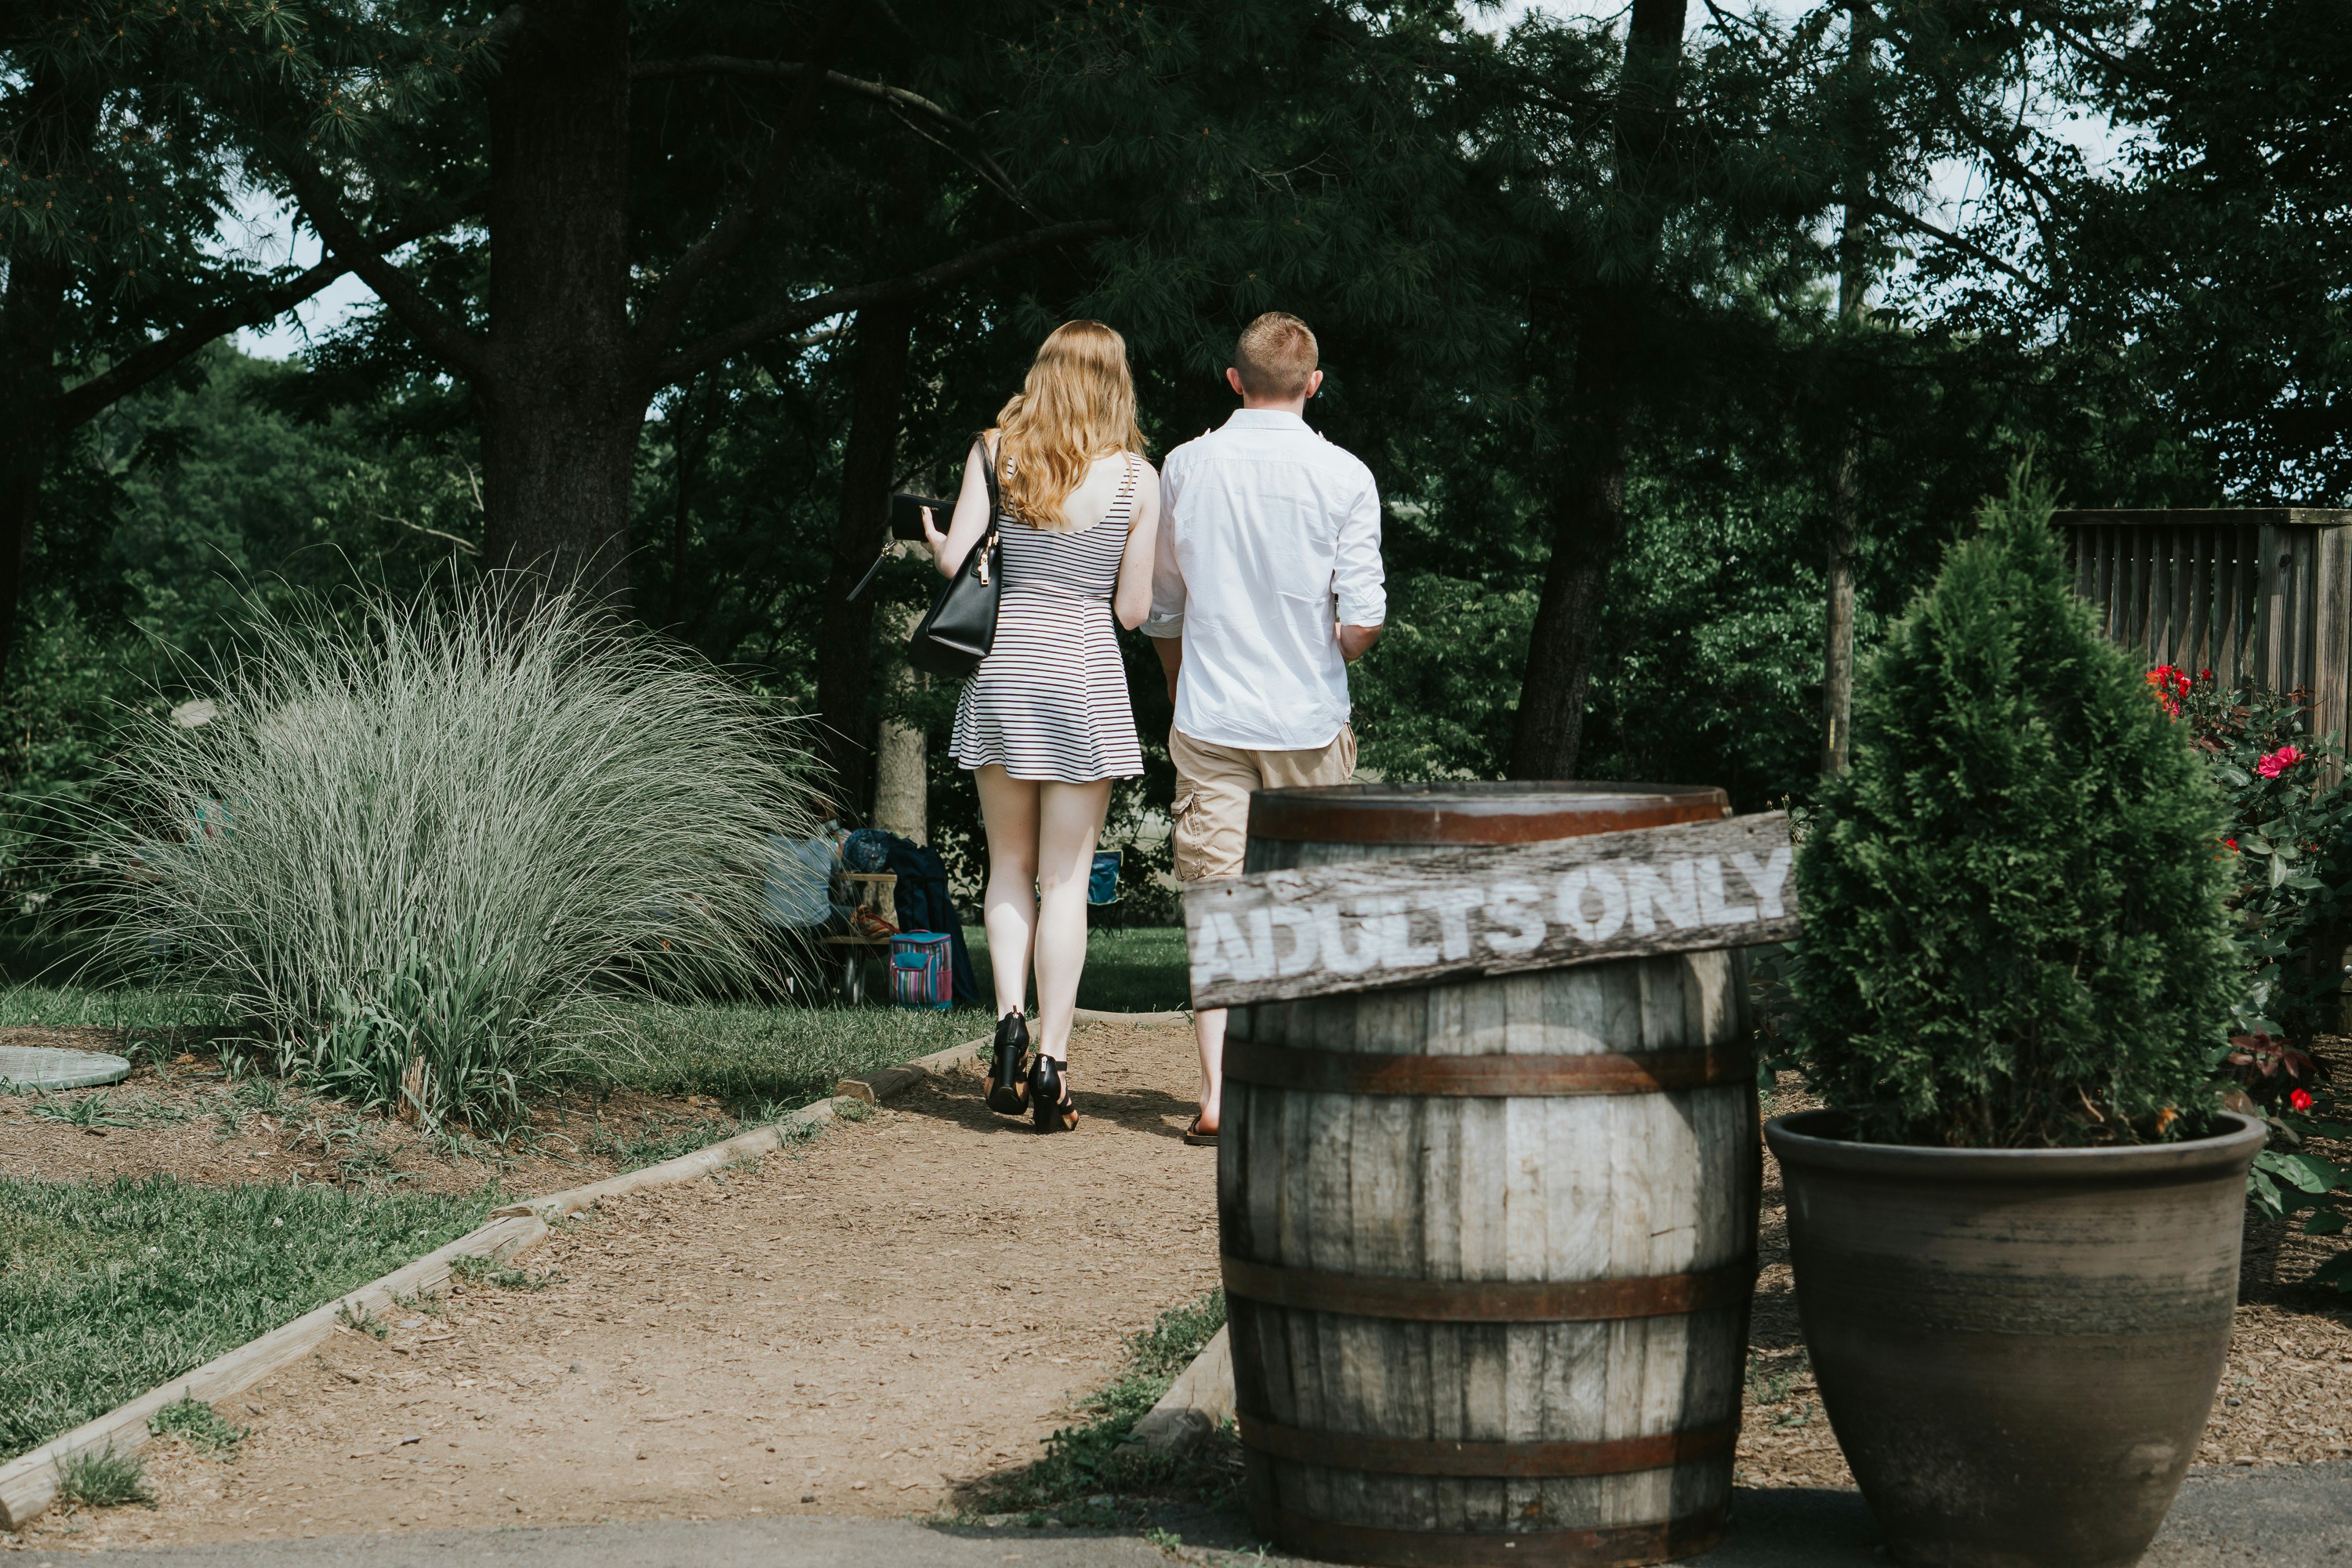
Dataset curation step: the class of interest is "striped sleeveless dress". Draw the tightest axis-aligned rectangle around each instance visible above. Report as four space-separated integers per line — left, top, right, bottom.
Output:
949 456 1145 782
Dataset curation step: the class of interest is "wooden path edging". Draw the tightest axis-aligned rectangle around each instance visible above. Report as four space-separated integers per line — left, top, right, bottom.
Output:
1131 1324 1235 1454
0 1214 546 1531
0 1024 1000 1533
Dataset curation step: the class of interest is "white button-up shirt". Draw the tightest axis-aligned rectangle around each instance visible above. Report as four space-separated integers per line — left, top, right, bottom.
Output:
1144 409 1385 751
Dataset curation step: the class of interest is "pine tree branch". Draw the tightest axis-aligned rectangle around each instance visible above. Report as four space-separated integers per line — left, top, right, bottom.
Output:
641 218 1113 394
1863 196 2038 290
55 204 472 431
630 56 976 136
629 2 857 362
633 57 1036 216
276 156 492 380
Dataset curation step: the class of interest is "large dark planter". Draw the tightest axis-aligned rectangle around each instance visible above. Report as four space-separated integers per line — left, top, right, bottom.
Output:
1763 1109 2266 1568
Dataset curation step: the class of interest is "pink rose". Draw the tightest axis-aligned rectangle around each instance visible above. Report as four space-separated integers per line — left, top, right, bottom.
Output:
2256 745 2304 779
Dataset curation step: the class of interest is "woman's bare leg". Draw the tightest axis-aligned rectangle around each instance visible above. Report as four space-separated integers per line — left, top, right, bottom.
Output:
1032 779 1112 1061
974 765 1041 1018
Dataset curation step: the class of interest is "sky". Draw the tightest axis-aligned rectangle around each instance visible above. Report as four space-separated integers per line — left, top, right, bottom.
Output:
227 187 378 359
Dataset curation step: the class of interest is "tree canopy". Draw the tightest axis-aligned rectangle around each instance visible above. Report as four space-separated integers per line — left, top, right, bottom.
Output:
3 0 2345 893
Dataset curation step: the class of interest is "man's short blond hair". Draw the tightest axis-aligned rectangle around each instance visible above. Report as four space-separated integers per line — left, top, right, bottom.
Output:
1234 312 1319 399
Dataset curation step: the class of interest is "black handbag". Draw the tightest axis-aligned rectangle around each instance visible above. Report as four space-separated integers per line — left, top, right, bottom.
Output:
906 437 1004 677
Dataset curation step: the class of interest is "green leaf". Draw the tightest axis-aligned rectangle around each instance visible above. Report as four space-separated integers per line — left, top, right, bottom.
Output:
2304 1208 2347 1236
2251 1167 2285 1216
2255 1149 2343 1194
2242 834 2275 855
2314 1252 2352 1293
2220 767 2253 787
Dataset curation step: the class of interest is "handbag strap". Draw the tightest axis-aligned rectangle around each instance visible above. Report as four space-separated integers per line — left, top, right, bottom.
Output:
978 435 1004 530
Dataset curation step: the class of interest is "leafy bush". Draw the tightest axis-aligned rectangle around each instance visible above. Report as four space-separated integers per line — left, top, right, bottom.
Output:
2169 671 2352 1039
81 577 817 1129
1788 471 2239 1148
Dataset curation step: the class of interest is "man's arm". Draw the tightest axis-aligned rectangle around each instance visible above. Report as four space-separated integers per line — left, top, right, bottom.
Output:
1333 466 1386 664
1142 457 1188 704
1151 632 1184 703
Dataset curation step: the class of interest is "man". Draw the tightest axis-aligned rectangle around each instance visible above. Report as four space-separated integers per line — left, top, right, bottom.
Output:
1144 312 1385 1143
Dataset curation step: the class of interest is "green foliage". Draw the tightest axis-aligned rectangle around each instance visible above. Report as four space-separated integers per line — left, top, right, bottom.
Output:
79 577 820 1130
2174 675 2352 1038
54 1443 152 1509
583 999 980 1116
0 1173 495 1461
448 1254 563 1292
967 1290 1235 1519
148 1396 246 1454
1788 471 2240 1148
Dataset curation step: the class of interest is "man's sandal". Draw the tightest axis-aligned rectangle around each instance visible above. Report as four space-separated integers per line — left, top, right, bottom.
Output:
1184 1115 1218 1146
985 1010 1031 1116
1029 1054 1078 1134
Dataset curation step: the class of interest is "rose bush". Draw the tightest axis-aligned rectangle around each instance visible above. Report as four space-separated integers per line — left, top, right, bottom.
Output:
2157 667 2352 1286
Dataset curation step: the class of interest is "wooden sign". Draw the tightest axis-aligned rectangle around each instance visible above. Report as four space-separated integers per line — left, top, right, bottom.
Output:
1183 811 1797 1009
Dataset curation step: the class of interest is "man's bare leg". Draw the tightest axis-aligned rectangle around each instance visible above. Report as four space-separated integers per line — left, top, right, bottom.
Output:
1194 1005 1226 1132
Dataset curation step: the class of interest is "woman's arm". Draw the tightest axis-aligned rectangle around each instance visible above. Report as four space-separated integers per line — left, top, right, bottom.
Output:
920 439 998 577
1113 459 1160 630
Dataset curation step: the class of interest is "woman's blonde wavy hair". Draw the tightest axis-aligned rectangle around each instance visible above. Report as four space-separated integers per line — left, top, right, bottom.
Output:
993 321 1148 530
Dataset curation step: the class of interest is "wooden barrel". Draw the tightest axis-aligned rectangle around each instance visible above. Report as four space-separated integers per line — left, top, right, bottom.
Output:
1221 782 1760 1568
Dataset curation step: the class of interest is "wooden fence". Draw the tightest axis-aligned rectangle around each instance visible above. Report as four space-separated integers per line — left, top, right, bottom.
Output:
2055 509 2352 746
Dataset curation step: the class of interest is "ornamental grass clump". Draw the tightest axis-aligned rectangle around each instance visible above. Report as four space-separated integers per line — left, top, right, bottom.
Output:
82 577 816 1131
1788 471 2238 1148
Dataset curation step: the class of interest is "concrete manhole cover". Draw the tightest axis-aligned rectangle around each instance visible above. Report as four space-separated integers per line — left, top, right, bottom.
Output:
0 1045 132 1090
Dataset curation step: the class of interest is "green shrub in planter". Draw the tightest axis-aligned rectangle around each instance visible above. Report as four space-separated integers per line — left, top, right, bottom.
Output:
1788 470 2238 1148
1770 473 2267 1567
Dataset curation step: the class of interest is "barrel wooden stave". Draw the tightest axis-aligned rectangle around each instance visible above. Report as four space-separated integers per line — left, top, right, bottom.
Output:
1223 947 1757 1553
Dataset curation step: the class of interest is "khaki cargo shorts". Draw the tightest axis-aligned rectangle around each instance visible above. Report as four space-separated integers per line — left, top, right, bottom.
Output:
1170 724 1357 884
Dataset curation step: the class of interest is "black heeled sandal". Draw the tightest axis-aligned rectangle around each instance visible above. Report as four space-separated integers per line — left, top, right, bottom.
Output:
1029 1054 1077 1134
985 1011 1031 1116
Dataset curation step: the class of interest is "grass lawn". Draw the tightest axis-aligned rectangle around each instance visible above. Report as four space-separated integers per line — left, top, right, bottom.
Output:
0 1174 499 1464
583 1000 987 1113
963 924 1189 1014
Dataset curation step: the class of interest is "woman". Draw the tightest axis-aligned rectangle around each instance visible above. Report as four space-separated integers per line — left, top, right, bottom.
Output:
922 321 1158 1134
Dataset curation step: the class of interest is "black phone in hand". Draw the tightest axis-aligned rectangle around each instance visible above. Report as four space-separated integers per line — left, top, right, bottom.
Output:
890 492 953 542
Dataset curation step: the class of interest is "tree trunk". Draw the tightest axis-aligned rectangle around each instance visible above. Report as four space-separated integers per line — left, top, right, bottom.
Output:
0 255 65 680
815 301 916 819
1820 6 1875 778
477 0 639 600
1506 0 1688 780
1508 334 1635 780
0 66 85 677
1820 432 1859 775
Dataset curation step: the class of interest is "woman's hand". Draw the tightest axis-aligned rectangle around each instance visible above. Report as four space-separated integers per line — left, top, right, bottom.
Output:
920 505 952 575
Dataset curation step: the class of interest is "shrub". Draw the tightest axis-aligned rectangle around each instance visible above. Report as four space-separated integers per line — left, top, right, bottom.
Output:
1787 471 2239 1148
2172 672 2352 1039
81 576 817 1130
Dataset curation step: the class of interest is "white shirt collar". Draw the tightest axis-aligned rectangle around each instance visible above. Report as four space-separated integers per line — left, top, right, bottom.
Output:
1221 408 1312 431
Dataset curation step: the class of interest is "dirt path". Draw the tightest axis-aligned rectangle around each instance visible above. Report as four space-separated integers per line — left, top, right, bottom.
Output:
7 1017 1218 1553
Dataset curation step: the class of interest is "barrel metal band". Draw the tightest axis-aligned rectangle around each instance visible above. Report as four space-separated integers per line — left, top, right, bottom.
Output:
1223 1040 1751 1098
1240 1414 1737 1478
1221 1257 1754 1323
1265 1506 1727 1568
